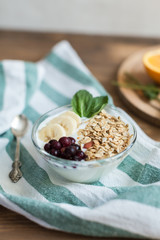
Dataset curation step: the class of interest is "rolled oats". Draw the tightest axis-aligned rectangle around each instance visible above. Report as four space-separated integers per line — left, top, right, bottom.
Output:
78 110 132 161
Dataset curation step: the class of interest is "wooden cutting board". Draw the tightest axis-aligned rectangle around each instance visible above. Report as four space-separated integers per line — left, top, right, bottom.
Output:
117 45 160 127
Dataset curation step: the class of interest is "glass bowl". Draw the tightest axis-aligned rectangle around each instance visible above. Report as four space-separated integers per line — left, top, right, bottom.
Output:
31 104 137 183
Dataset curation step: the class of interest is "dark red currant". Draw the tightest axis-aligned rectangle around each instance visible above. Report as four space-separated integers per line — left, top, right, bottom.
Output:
69 137 76 144
65 146 76 156
54 141 62 150
59 137 71 147
60 153 67 159
71 144 81 151
64 154 72 160
60 147 66 153
50 149 60 157
83 153 87 159
76 150 85 159
44 143 51 152
49 139 57 145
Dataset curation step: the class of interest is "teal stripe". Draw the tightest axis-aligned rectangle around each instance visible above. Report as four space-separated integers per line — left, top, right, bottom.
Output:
25 62 38 105
0 185 142 238
138 164 160 184
40 81 71 106
4 131 85 206
111 185 160 208
0 63 5 110
118 156 160 185
89 181 104 187
23 105 40 123
46 53 113 104
118 156 144 182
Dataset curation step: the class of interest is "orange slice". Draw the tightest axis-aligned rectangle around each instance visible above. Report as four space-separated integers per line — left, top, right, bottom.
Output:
143 49 160 85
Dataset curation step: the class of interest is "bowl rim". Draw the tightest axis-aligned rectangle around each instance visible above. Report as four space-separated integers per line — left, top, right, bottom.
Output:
31 104 137 166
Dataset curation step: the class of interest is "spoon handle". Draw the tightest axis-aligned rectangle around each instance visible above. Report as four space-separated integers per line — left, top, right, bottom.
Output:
9 136 22 183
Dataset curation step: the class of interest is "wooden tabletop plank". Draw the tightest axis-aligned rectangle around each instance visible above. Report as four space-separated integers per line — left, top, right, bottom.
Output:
0 30 159 240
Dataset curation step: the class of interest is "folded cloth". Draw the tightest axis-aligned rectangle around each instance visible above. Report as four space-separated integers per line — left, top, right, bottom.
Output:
0 61 44 134
0 41 160 238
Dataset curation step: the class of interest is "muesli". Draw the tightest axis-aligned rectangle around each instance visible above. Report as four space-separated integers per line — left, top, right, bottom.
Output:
78 110 132 160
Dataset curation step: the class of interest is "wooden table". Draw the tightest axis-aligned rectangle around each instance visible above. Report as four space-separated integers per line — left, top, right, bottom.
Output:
0 30 159 240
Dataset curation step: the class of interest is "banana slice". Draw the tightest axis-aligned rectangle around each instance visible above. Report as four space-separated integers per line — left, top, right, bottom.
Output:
61 111 81 126
39 123 66 142
46 123 66 140
38 127 48 142
50 111 81 127
39 111 80 142
49 116 77 135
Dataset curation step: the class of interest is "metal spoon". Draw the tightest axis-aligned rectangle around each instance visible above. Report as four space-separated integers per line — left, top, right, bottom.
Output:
9 115 28 183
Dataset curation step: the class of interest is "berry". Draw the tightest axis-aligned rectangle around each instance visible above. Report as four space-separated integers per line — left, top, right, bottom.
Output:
63 153 71 160
60 153 67 159
72 156 82 161
60 153 66 159
49 139 57 145
53 141 62 150
44 143 51 152
76 150 85 159
69 137 76 144
50 149 60 157
65 146 76 157
59 137 71 147
71 144 81 151
60 147 66 153
49 139 62 150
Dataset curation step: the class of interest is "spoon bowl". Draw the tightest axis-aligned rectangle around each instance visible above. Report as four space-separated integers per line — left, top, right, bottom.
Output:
11 115 28 137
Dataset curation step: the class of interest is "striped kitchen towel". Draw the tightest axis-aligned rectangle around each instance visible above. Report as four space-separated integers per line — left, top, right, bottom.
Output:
0 41 160 238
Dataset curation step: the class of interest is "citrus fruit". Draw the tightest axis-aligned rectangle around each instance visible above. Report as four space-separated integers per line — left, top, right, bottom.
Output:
143 49 160 85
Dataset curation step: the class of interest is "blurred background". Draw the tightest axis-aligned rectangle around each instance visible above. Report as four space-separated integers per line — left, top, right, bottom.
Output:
0 0 160 37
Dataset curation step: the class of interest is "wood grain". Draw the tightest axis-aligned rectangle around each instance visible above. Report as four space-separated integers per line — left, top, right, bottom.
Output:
0 30 159 240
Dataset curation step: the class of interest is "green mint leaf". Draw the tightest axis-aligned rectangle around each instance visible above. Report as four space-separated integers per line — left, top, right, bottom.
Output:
89 96 108 117
71 90 93 117
71 90 108 118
